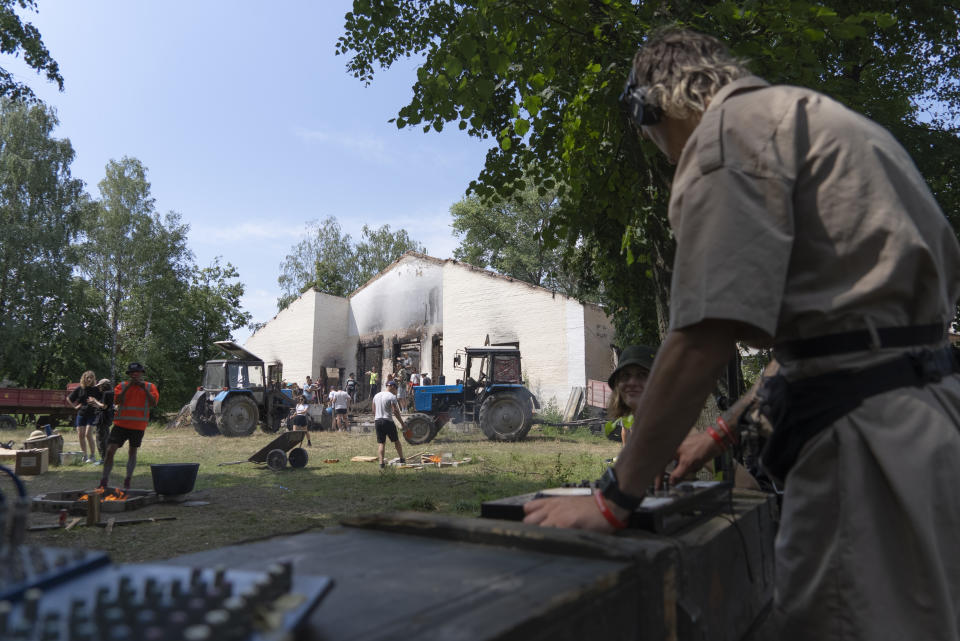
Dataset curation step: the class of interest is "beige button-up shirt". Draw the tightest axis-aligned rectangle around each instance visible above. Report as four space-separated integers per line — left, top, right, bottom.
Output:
667 76 960 373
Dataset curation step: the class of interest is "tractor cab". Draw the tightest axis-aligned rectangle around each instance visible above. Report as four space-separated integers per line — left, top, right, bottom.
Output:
407 346 538 446
458 347 523 388
190 341 294 438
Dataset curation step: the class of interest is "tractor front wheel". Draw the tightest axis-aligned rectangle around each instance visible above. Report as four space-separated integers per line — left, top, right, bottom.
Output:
217 396 260 437
191 400 219 437
402 413 437 445
262 411 283 434
479 394 532 442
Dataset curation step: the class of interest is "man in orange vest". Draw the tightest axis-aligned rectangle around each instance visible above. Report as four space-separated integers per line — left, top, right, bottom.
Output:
99 362 159 490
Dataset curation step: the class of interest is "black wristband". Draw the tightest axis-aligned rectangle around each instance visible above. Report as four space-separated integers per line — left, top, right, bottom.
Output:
599 467 644 512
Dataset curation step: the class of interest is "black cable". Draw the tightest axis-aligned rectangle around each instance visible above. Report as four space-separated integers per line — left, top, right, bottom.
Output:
717 489 756 585
0 464 25 498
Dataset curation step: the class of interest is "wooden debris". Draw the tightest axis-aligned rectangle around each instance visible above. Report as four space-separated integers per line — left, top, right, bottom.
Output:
393 452 473 469
65 517 81 531
105 517 116 535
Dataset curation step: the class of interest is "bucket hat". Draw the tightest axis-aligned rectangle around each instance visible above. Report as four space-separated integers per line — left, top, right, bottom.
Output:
126 362 146 373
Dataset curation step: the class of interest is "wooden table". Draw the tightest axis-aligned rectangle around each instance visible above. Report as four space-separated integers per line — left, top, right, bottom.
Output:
166 490 778 641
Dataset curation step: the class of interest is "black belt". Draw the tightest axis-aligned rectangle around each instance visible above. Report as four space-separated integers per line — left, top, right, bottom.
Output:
758 345 959 482
774 323 944 360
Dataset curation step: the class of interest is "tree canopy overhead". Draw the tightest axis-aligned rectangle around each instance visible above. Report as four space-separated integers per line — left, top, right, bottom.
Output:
338 0 960 342
0 0 62 101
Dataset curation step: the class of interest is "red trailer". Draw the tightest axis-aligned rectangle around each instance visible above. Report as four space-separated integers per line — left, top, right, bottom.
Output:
0 385 78 429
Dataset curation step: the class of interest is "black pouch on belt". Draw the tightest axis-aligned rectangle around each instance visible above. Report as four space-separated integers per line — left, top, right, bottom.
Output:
758 346 959 483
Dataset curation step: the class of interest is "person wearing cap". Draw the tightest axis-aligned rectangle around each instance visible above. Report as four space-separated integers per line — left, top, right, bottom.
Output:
67 370 105 463
604 345 656 446
523 28 960 639
372 379 406 469
100 362 159 490
94 378 114 463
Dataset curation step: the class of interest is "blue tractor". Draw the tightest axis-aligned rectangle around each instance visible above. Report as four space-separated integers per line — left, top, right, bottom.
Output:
402 346 539 445
190 341 295 437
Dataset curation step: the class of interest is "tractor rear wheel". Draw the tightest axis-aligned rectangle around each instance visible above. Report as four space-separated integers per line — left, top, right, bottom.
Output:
216 396 260 437
402 413 437 445
479 394 532 442
0 414 17 430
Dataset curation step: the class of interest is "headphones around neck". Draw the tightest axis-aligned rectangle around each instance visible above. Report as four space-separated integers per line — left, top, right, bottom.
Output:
620 67 663 127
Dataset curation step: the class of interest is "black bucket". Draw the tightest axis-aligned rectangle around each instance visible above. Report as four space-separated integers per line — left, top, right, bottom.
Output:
150 463 200 495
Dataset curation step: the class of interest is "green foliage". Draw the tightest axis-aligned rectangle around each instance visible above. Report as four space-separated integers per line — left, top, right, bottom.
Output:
450 173 596 299
0 0 62 101
278 216 425 309
338 0 960 339
0 99 93 387
0 106 250 407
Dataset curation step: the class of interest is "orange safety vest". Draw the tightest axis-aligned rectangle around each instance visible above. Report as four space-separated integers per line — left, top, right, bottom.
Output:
113 381 158 431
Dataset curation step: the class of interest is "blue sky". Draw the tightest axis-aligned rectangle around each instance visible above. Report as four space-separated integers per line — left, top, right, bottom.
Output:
6 1 491 342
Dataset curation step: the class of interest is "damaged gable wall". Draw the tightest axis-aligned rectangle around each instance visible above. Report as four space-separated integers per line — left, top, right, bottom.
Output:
243 252 614 405
348 254 444 378
244 290 350 384
441 261 614 407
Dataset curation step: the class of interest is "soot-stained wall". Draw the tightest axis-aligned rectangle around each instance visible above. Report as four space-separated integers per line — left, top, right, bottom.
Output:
348 255 444 378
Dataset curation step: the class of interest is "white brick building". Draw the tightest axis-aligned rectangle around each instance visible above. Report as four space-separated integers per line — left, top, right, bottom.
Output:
245 253 615 407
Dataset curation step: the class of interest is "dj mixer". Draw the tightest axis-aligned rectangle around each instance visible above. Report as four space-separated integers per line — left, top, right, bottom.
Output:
481 479 734 534
0 466 332 641
0 558 331 641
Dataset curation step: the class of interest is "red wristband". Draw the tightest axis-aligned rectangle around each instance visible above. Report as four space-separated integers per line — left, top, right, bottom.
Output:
593 490 627 530
707 426 728 451
716 416 736 445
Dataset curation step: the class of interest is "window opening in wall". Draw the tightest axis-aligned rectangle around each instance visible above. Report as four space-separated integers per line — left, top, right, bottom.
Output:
358 341 384 399
394 339 421 373
493 355 520 383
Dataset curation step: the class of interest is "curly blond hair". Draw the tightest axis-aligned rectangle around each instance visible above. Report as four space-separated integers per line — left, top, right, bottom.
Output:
631 27 751 119
80 370 96 387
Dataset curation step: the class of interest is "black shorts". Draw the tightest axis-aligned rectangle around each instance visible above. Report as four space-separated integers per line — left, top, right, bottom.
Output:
75 413 98 427
335 408 347 415
292 415 308 427
375 418 398 444
108 425 145 448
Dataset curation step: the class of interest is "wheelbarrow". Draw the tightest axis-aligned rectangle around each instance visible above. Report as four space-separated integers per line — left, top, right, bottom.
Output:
219 430 309 471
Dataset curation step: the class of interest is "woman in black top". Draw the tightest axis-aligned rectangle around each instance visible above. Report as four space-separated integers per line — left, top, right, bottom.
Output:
95 378 114 462
67 370 104 463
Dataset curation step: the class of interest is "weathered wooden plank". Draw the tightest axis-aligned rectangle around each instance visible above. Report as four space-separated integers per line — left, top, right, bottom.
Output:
165 491 776 641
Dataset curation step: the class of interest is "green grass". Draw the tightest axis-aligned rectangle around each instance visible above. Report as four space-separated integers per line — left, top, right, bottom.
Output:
8 420 620 562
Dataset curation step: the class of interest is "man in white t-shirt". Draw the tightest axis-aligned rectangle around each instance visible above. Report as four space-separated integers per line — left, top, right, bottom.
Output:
372 380 406 469
331 385 351 431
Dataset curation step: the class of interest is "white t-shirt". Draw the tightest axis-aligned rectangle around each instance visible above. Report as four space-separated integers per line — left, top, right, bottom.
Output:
295 403 308 416
372 391 398 420
332 390 350 410
411 373 420 385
